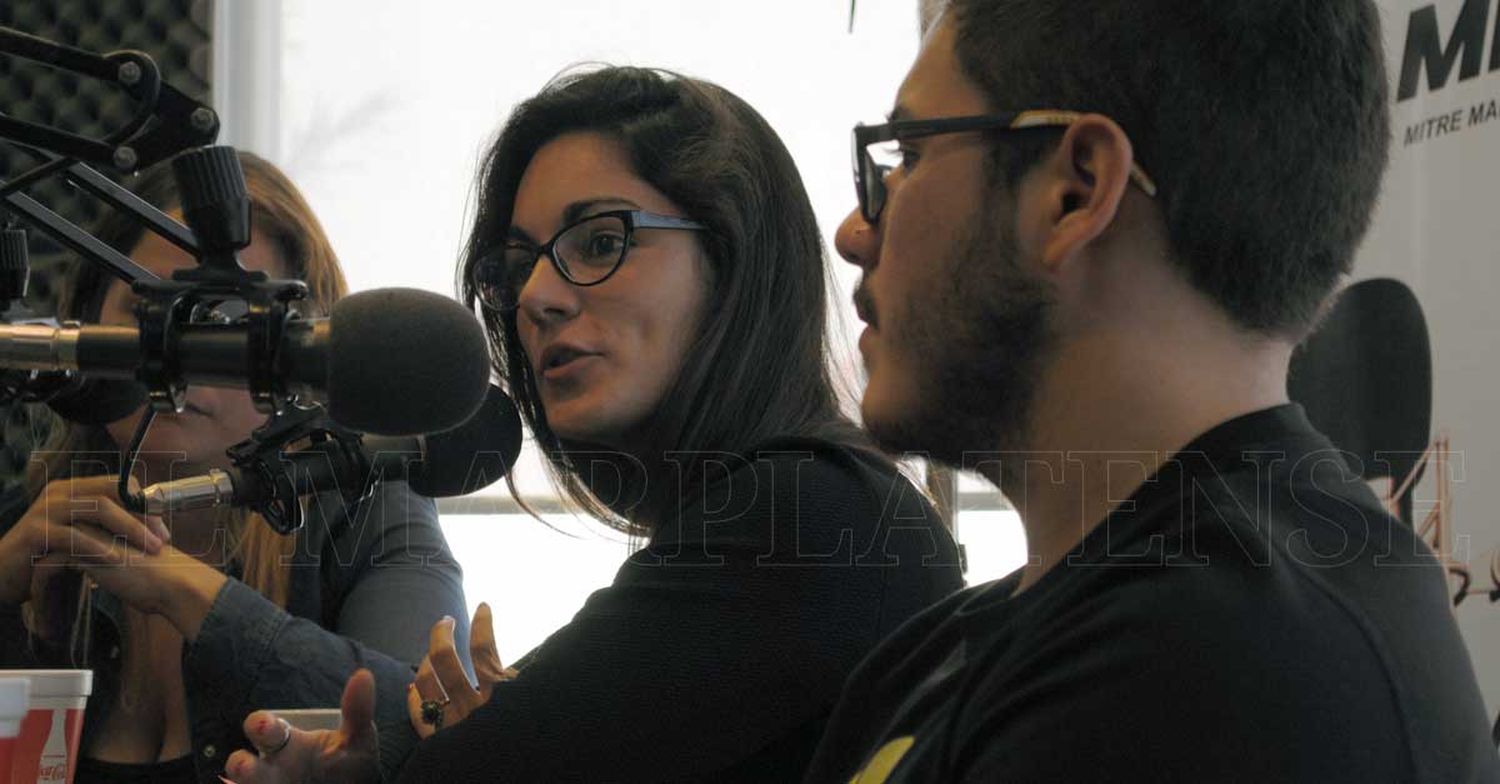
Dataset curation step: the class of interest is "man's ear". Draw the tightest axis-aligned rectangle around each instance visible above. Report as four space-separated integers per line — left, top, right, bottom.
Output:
1037 114 1135 271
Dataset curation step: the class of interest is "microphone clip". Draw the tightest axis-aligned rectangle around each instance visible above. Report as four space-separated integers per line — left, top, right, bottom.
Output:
131 274 309 417
225 404 374 535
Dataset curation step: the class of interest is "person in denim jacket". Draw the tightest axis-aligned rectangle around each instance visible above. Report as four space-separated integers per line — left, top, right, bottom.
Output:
0 151 467 784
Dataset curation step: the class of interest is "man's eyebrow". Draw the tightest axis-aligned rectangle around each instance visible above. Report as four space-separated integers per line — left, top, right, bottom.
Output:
887 104 913 123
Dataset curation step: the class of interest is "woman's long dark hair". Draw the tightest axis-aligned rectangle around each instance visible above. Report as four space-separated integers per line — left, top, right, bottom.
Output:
459 66 873 536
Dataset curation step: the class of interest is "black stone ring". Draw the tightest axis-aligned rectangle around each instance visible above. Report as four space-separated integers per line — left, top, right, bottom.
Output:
420 698 449 730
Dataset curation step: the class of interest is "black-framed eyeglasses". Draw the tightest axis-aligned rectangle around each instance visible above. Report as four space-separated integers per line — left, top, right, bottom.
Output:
852 109 1159 224
472 209 707 311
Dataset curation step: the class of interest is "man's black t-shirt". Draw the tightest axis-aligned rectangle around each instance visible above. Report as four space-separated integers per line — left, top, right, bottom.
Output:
806 405 1498 783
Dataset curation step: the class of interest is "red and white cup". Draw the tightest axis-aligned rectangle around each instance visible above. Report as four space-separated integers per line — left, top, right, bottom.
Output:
0 670 91 784
0 678 29 784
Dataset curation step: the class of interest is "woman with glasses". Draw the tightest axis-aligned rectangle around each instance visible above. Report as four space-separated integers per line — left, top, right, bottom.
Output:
226 66 962 783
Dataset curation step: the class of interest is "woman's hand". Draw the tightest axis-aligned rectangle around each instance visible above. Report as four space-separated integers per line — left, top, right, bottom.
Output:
4 474 227 641
55 536 228 642
224 669 381 784
0 476 170 608
407 602 516 738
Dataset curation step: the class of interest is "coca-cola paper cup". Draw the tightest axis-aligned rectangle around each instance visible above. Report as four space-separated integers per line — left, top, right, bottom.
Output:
0 670 91 784
0 678 29 783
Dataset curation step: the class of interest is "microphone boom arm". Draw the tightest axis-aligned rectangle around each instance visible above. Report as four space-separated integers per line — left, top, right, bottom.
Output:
0 26 332 519
0 26 218 172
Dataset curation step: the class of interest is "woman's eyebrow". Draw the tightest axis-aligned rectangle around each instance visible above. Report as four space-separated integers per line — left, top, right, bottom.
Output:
560 198 640 226
508 198 643 246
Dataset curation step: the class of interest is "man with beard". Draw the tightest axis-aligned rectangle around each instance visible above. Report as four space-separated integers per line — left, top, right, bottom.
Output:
805 2 1498 782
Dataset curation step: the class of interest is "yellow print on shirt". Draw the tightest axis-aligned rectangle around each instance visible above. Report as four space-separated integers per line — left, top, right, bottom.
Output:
849 736 916 784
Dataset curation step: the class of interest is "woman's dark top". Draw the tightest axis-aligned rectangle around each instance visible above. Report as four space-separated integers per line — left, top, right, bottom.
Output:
0 480 468 784
397 437 965 783
74 754 196 783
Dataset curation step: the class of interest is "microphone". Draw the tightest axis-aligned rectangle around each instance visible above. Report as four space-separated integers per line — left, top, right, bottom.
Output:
140 384 524 515
7 370 150 426
0 287 491 435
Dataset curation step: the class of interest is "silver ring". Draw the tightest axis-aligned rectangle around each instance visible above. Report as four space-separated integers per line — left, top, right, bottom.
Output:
259 718 292 757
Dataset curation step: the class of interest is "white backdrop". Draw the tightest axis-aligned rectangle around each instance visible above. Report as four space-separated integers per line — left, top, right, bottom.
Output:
1368 0 1500 718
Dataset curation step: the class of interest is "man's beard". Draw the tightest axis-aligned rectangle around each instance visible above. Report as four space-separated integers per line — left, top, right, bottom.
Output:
864 198 1056 480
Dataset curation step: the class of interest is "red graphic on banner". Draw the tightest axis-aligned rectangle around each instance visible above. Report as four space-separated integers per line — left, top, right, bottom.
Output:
1384 435 1499 607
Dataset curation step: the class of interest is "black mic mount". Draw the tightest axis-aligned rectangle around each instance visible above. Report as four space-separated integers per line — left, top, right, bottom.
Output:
150 383 524 535
129 146 313 417
0 221 41 402
222 404 373 535
0 26 390 528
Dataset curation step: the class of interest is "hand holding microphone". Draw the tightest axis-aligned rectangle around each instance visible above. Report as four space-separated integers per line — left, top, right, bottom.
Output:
0 475 169 609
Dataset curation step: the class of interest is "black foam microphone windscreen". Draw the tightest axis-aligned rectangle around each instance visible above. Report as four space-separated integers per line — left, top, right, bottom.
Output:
1288 277 1432 495
326 288 491 437
406 384 524 498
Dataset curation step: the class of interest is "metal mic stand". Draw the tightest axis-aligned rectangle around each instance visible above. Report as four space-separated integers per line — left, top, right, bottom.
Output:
0 26 369 533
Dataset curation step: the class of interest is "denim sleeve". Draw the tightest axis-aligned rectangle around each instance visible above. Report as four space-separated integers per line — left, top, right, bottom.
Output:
184 481 469 782
320 482 471 668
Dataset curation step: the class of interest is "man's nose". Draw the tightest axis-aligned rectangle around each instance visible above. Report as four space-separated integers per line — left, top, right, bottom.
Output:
834 207 879 271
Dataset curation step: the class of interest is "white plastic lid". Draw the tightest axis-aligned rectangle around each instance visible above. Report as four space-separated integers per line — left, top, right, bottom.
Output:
0 670 92 699
0 678 28 720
